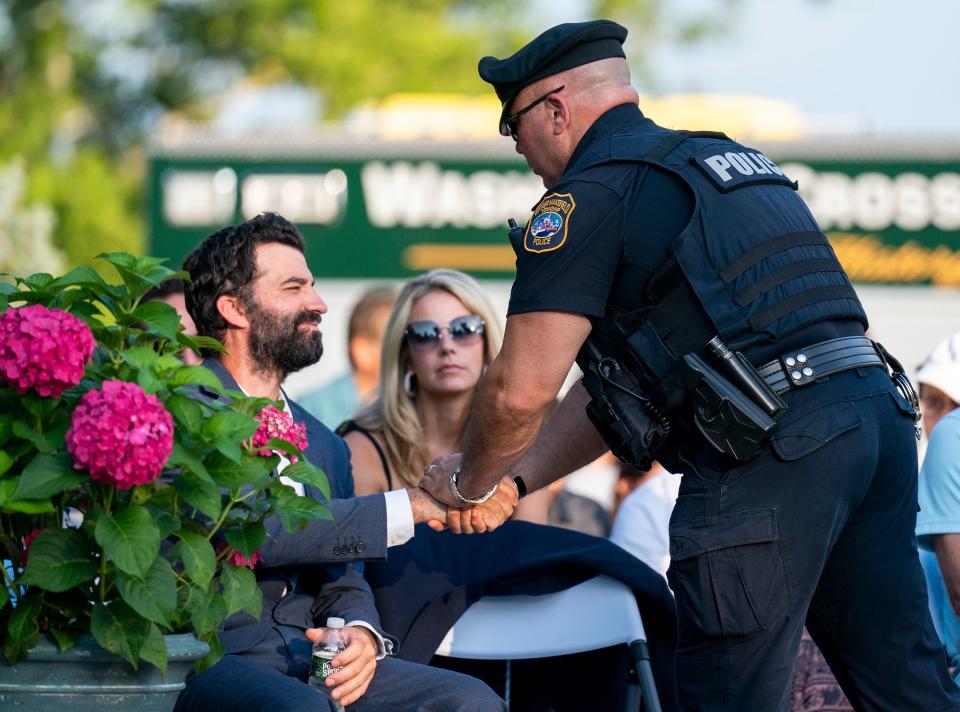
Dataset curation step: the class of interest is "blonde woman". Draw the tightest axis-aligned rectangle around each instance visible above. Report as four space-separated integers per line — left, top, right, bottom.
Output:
339 269 546 521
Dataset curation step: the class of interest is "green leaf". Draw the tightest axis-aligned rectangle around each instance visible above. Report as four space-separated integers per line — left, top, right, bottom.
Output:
22 273 54 291
0 450 13 476
97 252 138 270
4 595 42 664
178 333 225 355
140 623 168 676
19 529 96 592
201 410 258 443
91 600 148 669
280 460 330 502
0 479 56 514
165 394 205 434
274 493 332 534
0 584 8 609
215 441 243 463
194 631 224 672
169 365 225 391
186 588 227 638
49 265 109 291
174 531 216 588
131 300 181 340
12 420 62 454
174 470 222 519
94 506 161 578
14 452 86 500
116 558 177 627
137 367 165 395
169 442 213 482
50 626 84 653
121 346 161 371
207 452 273 491
0 414 13 446
220 565 262 619
224 522 266 559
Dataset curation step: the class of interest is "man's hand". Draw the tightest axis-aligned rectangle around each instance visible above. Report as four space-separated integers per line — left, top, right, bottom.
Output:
406 486 447 531
305 625 378 706
419 453 465 507
445 475 519 535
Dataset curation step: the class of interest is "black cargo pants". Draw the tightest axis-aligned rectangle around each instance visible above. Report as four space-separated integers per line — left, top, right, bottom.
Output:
667 367 960 711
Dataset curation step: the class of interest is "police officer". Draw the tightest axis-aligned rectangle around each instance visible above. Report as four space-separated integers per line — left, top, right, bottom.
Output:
420 19 960 711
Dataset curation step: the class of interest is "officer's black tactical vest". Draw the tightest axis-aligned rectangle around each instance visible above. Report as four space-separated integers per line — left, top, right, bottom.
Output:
576 127 867 386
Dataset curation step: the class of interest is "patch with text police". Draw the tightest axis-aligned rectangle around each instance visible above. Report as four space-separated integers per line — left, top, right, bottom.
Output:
692 148 796 192
524 193 576 253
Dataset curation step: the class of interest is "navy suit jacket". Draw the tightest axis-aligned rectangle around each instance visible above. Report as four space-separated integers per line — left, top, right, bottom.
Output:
199 358 393 654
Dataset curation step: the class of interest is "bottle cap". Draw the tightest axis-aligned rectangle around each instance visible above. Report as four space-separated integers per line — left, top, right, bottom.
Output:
326 617 346 629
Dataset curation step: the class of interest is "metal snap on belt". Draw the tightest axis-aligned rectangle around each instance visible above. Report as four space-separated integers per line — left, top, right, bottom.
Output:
802 366 814 377
785 356 796 367
796 353 807 363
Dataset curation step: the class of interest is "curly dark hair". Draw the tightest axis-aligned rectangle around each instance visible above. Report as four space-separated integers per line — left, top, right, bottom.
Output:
182 212 306 344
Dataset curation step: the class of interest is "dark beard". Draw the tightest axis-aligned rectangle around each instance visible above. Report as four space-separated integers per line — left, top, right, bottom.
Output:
245 298 324 379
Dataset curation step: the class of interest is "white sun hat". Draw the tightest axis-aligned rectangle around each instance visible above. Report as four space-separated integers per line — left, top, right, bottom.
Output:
916 332 960 405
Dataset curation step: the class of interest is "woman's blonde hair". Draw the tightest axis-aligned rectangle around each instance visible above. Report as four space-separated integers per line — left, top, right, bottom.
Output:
353 269 503 487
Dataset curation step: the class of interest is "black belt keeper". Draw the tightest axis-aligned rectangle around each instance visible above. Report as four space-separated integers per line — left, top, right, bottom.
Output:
757 336 884 395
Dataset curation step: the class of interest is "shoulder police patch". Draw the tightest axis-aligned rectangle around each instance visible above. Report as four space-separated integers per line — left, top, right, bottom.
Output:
692 148 796 192
524 193 576 253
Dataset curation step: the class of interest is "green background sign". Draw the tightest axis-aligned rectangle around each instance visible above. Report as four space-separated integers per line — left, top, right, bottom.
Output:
148 137 960 284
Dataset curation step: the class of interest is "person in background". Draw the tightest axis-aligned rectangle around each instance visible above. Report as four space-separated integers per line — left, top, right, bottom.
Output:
609 461 679 578
915 331 960 683
142 279 202 365
299 286 395 428
339 268 548 523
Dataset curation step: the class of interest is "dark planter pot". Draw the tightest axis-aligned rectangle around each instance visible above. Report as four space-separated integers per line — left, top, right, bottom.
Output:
0 633 209 711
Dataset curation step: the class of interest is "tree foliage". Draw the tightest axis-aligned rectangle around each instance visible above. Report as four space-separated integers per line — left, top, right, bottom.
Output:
0 0 737 271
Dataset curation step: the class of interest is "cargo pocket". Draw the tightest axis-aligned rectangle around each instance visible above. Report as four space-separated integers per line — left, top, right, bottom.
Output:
668 508 788 638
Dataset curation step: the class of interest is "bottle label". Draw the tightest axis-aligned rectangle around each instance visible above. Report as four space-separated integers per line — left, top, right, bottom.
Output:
310 651 341 682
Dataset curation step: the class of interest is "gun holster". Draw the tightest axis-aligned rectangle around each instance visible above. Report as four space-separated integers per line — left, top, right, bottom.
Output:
680 352 779 461
581 355 670 472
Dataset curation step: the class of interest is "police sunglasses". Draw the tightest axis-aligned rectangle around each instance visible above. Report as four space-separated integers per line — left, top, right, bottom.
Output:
500 85 566 142
404 315 485 351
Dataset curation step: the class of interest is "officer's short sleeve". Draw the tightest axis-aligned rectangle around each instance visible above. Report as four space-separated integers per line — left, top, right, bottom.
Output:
507 179 624 318
917 412 960 549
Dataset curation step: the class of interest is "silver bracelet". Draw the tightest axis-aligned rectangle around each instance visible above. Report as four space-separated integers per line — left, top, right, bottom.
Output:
448 467 498 505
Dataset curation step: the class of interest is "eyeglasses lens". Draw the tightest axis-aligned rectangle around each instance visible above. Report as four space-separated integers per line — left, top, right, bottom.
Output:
405 316 484 350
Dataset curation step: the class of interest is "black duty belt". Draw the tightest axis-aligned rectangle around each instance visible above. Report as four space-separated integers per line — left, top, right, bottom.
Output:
756 336 884 395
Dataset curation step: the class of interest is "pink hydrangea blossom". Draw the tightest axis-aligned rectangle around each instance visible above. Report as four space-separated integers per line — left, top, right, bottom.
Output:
21 528 42 567
216 542 262 570
0 304 95 398
251 405 307 462
66 380 174 489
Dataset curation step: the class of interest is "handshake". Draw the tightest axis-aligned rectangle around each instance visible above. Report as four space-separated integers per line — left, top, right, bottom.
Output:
409 454 520 534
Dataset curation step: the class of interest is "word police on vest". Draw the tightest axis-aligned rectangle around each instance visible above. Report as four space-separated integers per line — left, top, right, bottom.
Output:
695 149 795 192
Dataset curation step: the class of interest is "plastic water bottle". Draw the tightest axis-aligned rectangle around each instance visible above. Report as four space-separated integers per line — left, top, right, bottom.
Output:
309 617 347 711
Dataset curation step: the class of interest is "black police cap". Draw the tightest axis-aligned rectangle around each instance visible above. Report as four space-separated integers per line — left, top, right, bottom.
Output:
478 19 628 133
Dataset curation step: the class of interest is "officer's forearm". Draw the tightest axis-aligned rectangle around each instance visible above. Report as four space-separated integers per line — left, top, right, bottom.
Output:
456 359 552 499
510 379 609 493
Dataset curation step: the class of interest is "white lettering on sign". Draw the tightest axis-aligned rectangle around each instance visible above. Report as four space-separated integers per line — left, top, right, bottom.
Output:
361 161 545 229
782 163 960 232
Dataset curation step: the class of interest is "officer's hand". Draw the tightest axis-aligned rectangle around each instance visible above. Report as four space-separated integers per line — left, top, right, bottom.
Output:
418 453 464 507
447 476 519 535
305 625 378 706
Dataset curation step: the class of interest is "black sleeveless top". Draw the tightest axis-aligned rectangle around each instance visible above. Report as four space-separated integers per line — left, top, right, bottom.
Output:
337 420 395 489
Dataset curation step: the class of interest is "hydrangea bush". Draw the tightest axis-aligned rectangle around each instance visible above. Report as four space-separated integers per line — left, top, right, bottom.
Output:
0 254 331 674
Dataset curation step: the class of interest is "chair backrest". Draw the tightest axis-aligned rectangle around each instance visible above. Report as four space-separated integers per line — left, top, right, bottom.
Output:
434 575 647 660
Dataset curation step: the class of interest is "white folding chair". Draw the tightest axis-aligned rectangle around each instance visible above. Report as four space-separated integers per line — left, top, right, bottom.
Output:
434 574 662 712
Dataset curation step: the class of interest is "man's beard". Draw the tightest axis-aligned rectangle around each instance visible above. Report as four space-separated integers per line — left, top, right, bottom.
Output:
244 298 324 379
